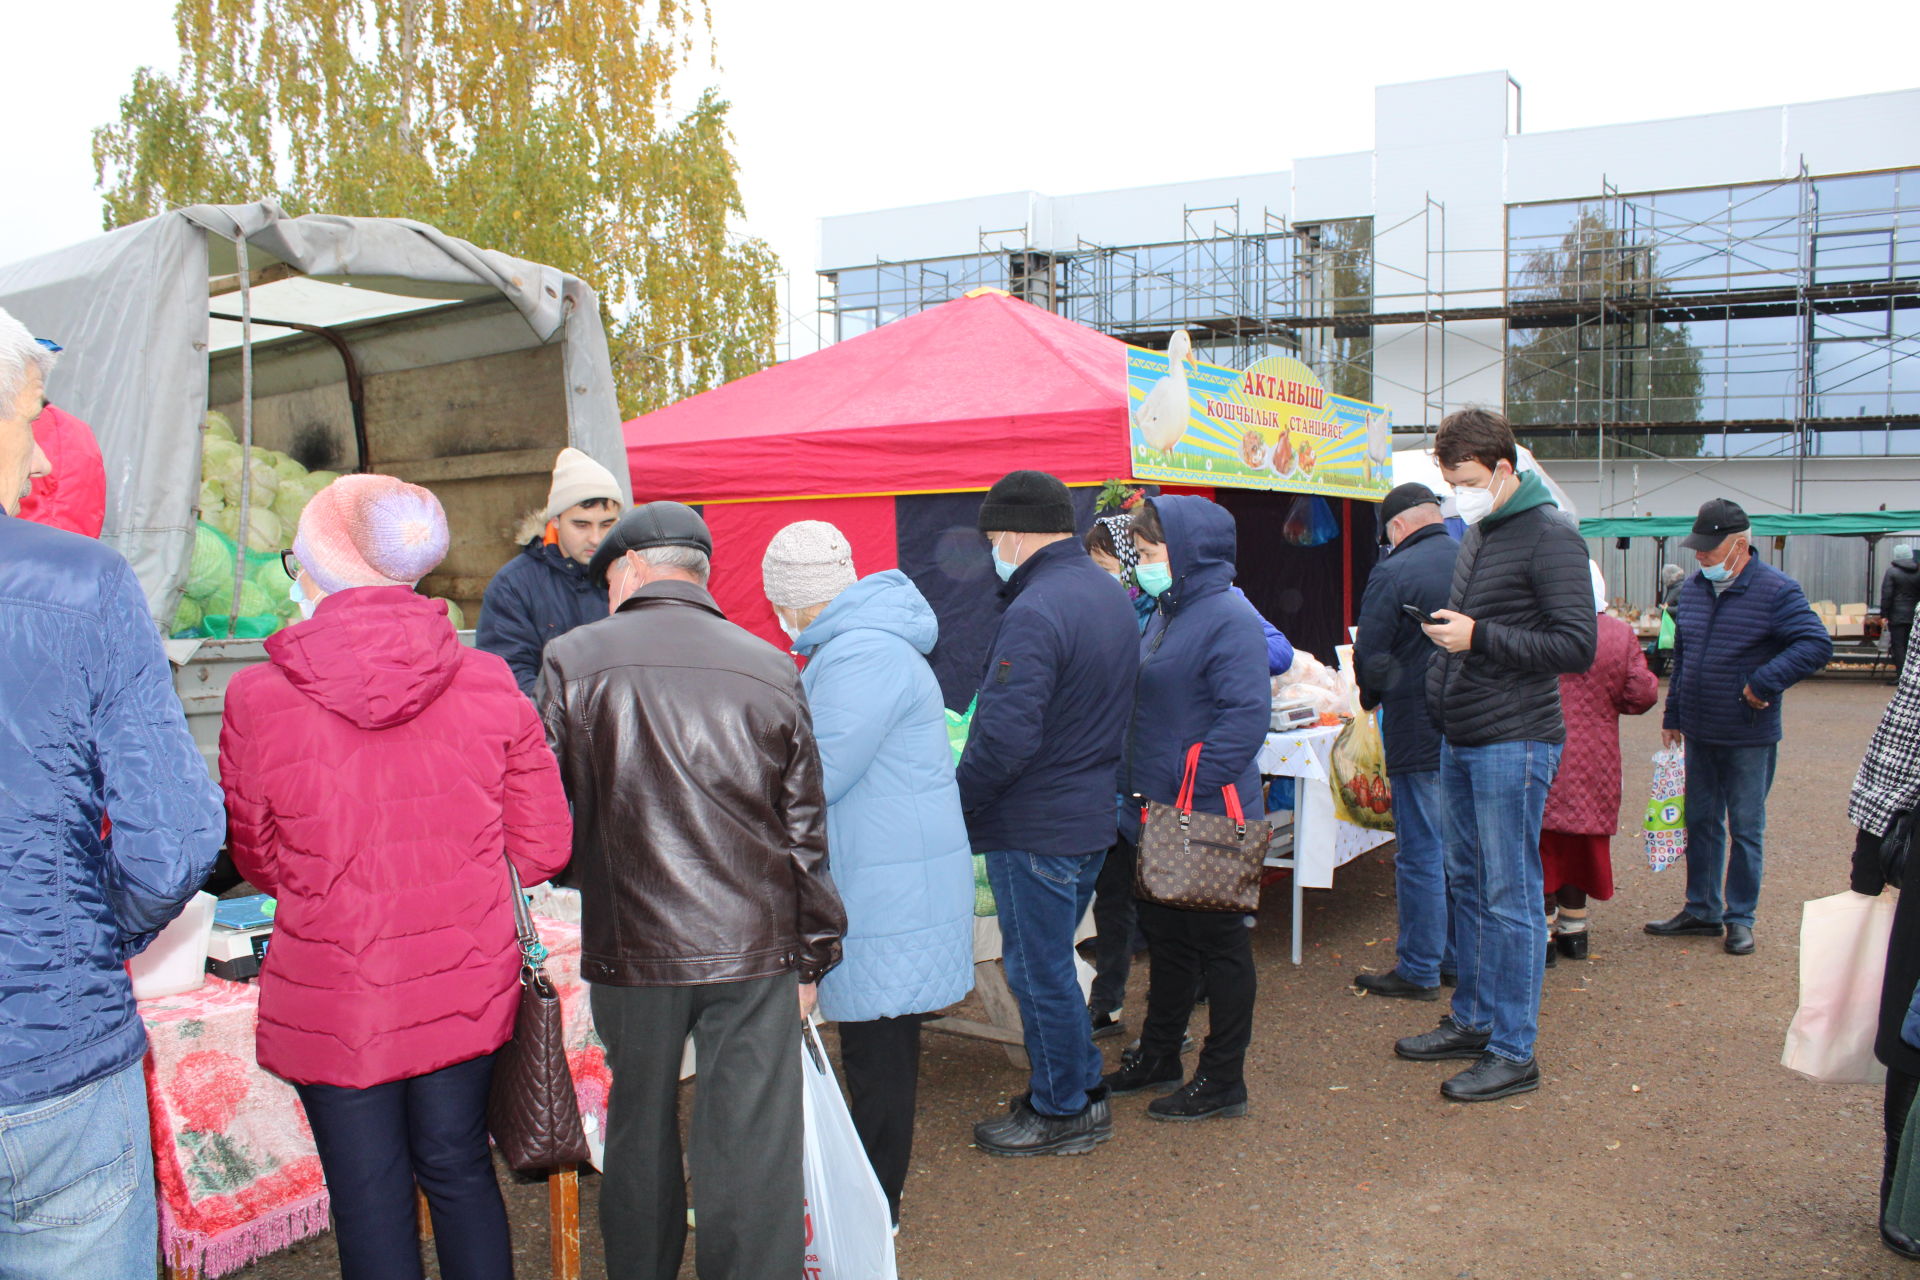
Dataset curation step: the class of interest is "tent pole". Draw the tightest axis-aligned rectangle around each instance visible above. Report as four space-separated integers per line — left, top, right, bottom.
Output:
1341 500 1354 634
225 229 255 639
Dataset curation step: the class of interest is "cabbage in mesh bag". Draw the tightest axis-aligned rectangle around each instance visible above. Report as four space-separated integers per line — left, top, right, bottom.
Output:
186 523 237 600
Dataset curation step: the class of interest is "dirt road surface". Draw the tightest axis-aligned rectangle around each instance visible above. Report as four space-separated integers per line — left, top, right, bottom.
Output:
237 675 1908 1280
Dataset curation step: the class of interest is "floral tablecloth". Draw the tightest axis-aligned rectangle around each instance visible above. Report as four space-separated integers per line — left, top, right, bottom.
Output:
139 913 606 1277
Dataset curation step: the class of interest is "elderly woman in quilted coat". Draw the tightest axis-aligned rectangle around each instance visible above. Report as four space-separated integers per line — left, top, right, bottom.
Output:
1539 565 1658 964
219 475 572 1280
761 522 973 1229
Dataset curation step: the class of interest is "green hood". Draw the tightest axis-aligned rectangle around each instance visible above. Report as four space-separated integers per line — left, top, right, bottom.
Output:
1482 469 1557 528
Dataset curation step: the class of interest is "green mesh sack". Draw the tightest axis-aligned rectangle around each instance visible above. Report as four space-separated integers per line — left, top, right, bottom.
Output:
186 523 237 600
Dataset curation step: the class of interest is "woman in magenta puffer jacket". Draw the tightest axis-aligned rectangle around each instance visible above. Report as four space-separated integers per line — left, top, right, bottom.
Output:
1539 565 1658 964
220 475 572 1280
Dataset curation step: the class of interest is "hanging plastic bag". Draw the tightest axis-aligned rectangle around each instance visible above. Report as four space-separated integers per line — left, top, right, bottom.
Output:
1281 495 1340 547
944 695 977 766
1329 711 1393 831
1781 890 1896 1085
1656 608 1676 651
801 1019 898 1280
1643 748 1687 871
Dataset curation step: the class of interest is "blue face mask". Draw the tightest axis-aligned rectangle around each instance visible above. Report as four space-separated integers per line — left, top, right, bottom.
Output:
1136 561 1174 597
992 534 1024 583
1700 538 1746 583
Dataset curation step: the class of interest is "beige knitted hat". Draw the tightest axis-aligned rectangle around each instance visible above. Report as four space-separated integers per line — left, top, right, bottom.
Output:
544 447 623 520
762 521 857 609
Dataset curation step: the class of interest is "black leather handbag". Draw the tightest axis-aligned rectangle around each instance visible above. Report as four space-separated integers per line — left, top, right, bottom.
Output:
486 862 590 1172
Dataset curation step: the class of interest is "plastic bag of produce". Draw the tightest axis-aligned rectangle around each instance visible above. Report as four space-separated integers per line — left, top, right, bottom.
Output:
170 596 204 637
1329 710 1394 831
1643 748 1687 872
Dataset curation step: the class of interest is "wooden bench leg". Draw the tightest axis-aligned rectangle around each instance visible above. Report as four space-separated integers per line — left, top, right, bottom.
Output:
163 1260 198 1280
972 960 1029 1070
416 1185 433 1239
549 1165 581 1280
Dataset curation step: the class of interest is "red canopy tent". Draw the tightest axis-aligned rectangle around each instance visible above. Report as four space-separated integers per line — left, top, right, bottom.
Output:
623 290 1375 705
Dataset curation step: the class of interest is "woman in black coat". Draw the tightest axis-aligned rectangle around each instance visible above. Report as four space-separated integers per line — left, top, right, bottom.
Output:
1850 637 1920 1259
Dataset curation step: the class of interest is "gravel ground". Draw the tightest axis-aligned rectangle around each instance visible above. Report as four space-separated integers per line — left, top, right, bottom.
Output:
237 674 1908 1280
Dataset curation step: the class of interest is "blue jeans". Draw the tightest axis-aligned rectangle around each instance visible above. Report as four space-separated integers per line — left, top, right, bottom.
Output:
1682 741 1779 928
1441 739 1562 1063
0 1059 156 1280
294 1052 510 1280
1390 769 1454 987
982 849 1105 1117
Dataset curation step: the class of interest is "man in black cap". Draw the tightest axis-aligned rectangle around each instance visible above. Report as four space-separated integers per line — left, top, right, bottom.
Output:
539 501 847 1280
960 470 1137 1156
1647 498 1830 956
1351 483 1460 999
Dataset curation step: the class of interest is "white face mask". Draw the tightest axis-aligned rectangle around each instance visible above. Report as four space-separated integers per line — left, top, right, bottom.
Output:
288 577 319 620
777 612 802 643
1454 468 1510 526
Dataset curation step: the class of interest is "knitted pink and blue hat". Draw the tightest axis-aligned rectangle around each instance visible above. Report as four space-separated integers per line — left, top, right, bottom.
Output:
293 474 449 593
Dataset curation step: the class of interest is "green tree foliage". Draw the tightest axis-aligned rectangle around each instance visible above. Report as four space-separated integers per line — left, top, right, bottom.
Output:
94 0 778 417
1505 208 1706 460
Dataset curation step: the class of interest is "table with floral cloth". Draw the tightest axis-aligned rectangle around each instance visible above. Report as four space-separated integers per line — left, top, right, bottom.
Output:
139 912 604 1279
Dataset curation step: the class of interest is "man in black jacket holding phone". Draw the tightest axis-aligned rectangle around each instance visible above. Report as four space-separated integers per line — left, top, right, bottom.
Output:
1353 483 1459 1000
1392 410 1596 1103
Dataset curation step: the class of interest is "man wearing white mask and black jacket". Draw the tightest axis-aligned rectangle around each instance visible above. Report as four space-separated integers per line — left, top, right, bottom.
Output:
1392 409 1596 1103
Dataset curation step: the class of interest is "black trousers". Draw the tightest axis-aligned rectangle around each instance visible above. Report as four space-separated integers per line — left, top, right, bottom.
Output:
294 1052 510 1280
592 973 801 1280
1090 837 1139 1015
1892 623 1913 679
1136 899 1256 1085
1886 1067 1920 1219
836 1015 921 1225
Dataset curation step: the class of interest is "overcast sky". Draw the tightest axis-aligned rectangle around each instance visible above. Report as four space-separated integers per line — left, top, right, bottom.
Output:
8 0 1916 345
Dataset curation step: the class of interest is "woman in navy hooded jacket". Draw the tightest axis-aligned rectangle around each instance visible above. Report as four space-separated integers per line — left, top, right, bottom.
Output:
762 522 973 1227
1101 496 1272 1121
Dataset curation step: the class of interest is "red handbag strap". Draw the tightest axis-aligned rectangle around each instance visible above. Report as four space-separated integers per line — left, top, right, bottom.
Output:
1175 742 1202 813
1223 781 1247 827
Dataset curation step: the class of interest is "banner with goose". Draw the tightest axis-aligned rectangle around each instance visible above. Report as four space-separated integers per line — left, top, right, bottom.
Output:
1127 333 1392 501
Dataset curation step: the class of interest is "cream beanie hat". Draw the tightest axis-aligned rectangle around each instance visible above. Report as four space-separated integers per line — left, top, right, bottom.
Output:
545 447 623 521
763 521 857 609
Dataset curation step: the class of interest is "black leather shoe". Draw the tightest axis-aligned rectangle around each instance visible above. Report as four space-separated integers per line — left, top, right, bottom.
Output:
1090 1006 1126 1040
1556 930 1590 960
1394 1015 1491 1062
1147 1073 1247 1122
1440 970 1458 988
1544 937 1557 969
973 1095 1108 1156
1102 1048 1184 1097
1441 1052 1541 1102
1882 1220 1920 1260
1645 910 1724 937
1354 970 1441 1001
1724 923 1756 955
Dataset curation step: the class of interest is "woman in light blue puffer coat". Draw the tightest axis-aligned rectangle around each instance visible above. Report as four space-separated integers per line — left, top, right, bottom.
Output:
763 522 974 1228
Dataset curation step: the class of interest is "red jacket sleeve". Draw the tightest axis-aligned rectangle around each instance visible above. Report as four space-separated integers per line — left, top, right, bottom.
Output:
501 691 573 886
1612 621 1659 716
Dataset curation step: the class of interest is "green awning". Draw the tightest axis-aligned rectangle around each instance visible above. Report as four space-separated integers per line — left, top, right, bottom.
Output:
1580 511 1920 538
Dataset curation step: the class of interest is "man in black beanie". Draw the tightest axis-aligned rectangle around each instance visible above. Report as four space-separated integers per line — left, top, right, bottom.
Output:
961 470 1138 1156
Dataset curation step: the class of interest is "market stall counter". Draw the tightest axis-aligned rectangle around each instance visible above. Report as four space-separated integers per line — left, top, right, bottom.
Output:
1260 724 1395 964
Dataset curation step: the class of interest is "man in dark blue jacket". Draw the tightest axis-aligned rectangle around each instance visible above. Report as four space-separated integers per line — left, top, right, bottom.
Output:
476 446 624 695
0 310 224 1274
1352 483 1459 1000
1646 499 1832 956
959 471 1137 1157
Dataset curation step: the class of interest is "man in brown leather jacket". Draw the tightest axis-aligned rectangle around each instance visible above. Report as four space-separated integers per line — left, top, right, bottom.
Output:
537 501 845 1280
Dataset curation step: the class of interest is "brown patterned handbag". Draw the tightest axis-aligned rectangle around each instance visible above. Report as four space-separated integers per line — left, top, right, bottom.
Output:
486 861 590 1172
1135 742 1271 913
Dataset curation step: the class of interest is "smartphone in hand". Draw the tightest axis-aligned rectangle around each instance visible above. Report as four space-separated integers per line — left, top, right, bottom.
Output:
1402 602 1442 627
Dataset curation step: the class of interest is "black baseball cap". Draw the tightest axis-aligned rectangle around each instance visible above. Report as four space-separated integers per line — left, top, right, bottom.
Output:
1681 498 1751 551
588 501 713 587
1377 483 1441 545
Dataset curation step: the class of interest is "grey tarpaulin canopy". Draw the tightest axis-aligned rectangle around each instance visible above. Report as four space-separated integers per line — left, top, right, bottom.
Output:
0 202 629 617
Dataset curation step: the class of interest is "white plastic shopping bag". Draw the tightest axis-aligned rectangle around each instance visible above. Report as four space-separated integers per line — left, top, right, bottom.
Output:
801 1018 898 1280
1643 748 1687 872
1781 890 1897 1085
